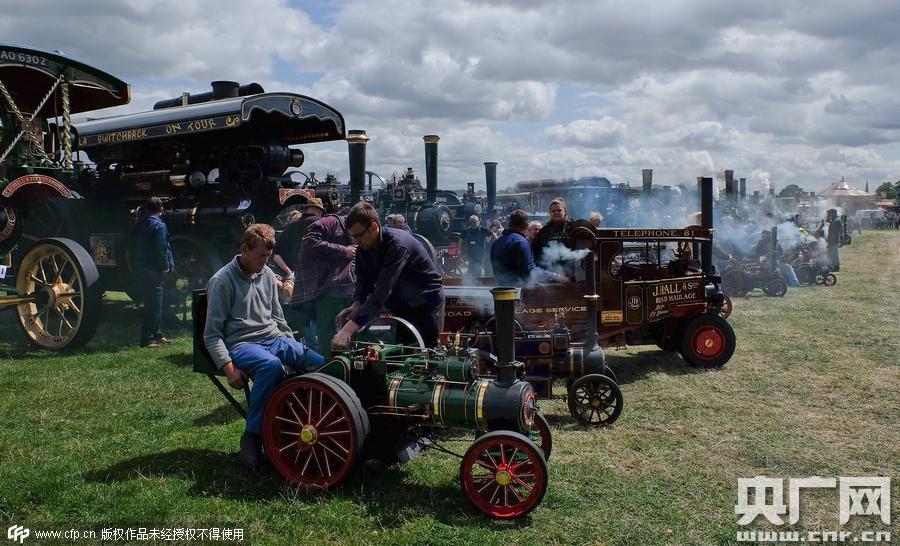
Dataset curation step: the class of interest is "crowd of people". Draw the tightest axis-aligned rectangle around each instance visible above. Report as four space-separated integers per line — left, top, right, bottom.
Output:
181 197 576 468
132 189 855 469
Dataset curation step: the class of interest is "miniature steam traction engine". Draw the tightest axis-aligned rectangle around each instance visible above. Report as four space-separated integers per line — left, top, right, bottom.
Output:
720 226 789 298
192 288 550 519
442 177 737 377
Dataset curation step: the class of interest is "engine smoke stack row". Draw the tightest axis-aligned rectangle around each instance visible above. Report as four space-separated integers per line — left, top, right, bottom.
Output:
347 129 369 205
484 162 498 216
424 135 439 203
724 170 735 207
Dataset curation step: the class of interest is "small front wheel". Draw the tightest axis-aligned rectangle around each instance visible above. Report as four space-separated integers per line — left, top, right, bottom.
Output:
459 431 548 519
823 273 837 286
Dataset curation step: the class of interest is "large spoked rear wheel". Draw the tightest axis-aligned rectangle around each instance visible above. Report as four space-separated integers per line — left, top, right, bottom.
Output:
679 313 736 368
15 238 102 351
459 431 548 519
721 269 749 298
795 264 815 286
261 373 367 490
763 277 787 297
567 374 623 427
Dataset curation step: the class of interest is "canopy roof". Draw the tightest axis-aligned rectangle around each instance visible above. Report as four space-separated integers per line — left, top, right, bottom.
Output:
818 178 871 197
0 43 130 115
74 92 346 148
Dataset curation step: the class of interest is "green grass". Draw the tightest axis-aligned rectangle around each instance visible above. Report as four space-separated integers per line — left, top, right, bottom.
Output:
1 232 898 545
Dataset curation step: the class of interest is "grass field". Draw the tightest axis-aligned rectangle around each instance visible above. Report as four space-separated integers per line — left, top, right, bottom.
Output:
1 231 897 545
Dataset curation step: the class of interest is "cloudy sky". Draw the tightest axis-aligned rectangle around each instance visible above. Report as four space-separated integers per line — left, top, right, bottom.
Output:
4 0 899 192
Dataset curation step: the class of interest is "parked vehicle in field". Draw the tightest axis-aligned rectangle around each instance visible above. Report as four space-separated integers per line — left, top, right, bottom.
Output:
192 288 550 519
0 44 130 349
1 44 347 349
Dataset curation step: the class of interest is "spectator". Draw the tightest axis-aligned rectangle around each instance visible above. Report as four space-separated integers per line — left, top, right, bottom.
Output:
134 196 175 349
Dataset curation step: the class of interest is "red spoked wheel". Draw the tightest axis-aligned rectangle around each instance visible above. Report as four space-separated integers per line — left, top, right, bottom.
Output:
460 431 548 519
530 411 553 461
262 373 367 490
679 314 736 369
719 295 733 319
567 374 623 427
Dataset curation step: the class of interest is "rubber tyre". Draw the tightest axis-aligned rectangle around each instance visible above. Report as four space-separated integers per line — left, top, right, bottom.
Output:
678 313 736 369
823 273 837 286
14 238 102 351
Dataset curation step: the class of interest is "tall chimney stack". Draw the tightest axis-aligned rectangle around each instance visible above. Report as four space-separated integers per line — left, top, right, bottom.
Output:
642 169 653 205
346 130 369 205
739 177 747 200
700 177 713 275
484 162 498 216
424 135 439 203
724 170 735 207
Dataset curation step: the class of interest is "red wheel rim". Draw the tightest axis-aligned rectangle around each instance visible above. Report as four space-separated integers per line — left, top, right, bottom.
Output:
461 435 546 518
262 379 358 490
691 325 726 360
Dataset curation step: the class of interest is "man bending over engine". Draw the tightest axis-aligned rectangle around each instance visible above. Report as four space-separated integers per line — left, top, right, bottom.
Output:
204 224 325 471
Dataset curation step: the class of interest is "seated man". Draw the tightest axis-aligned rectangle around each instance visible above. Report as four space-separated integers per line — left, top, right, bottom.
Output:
203 224 325 471
490 209 568 286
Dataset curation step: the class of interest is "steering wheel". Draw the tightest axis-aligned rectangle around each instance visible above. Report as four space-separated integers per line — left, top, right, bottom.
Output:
350 315 427 363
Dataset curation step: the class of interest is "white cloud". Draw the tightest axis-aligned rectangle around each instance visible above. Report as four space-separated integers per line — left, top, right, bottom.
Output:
6 0 900 190
544 118 627 148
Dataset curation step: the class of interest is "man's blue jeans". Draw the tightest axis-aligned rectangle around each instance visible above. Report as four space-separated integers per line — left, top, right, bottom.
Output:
229 336 325 434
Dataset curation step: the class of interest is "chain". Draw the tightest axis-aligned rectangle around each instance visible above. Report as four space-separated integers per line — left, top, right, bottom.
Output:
60 82 72 169
0 75 63 165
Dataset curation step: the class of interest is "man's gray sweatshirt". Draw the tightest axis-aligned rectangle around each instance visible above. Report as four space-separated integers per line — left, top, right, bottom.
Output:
203 256 293 369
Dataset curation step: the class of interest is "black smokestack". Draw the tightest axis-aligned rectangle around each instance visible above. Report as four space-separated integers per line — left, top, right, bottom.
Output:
484 162 497 215
583 251 599 349
424 135 439 203
700 177 713 276
347 130 369 205
491 287 516 367
724 170 734 207
753 190 760 204
770 226 778 271
739 178 747 200
211 81 240 100
642 169 653 195
769 184 776 198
